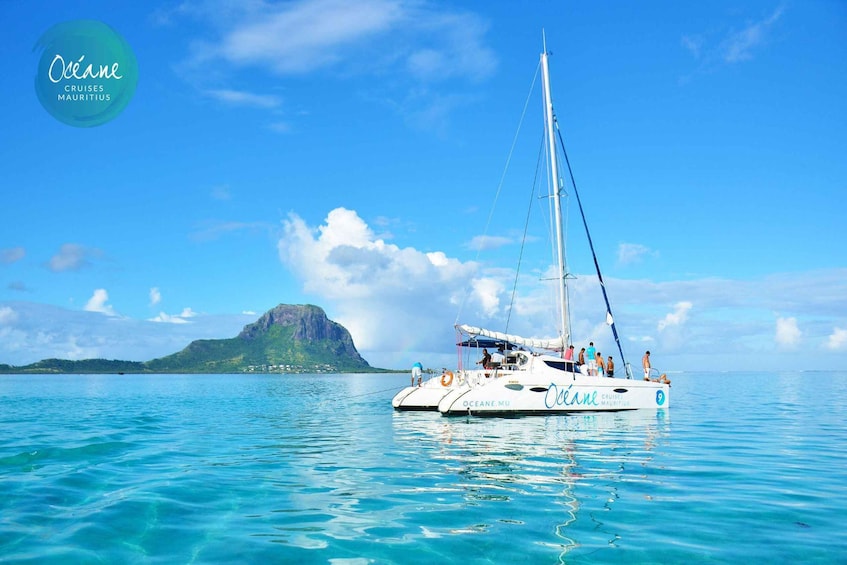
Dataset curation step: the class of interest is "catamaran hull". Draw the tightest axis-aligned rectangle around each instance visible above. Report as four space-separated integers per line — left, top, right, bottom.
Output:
392 375 467 411
437 374 669 416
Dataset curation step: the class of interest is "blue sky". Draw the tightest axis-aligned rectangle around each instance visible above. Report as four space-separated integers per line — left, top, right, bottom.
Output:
1 0 845 372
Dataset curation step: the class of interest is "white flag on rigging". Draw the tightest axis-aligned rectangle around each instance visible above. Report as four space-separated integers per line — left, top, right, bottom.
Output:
606 311 614 325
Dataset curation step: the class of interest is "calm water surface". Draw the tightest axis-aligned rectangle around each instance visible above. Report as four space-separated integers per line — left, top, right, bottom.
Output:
1 372 845 563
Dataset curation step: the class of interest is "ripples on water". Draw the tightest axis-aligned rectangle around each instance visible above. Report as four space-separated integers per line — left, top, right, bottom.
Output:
1 372 845 563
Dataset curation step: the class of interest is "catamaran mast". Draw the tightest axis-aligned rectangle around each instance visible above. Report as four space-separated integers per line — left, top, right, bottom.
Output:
540 35 569 349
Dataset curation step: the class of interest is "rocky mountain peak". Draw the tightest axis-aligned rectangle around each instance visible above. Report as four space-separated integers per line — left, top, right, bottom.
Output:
238 304 343 341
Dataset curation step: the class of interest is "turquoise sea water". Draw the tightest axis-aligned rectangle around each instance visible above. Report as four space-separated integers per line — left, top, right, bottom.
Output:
1 372 845 564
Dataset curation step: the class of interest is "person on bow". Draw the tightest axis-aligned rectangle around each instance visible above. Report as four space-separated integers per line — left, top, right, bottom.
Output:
411 361 423 386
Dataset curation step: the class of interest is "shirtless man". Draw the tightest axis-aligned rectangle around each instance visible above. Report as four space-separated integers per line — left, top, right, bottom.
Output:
642 351 651 380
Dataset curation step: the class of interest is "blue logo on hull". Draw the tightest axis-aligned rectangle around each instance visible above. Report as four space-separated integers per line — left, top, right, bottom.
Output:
656 390 666 406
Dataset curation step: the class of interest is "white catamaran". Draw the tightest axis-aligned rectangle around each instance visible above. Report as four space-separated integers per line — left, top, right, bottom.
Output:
393 37 670 416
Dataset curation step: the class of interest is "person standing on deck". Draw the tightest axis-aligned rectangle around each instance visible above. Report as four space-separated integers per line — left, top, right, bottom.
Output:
607 356 615 378
586 342 596 375
478 349 492 370
564 345 574 361
595 352 605 377
411 362 423 386
642 351 651 380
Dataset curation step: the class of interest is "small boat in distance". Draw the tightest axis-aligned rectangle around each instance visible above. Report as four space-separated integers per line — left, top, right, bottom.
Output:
394 34 670 416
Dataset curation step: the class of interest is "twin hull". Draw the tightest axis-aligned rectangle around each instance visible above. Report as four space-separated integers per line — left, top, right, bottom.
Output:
392 372 466 411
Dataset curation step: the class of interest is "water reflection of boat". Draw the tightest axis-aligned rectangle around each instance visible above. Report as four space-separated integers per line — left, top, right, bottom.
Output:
391 410 670 557
393 410 670 454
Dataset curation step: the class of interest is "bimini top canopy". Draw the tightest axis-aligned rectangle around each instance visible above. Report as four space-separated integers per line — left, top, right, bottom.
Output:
456 325 566 352
456 337 517 350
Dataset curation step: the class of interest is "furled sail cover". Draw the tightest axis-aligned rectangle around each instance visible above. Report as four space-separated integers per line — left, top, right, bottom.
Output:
457 325 566 351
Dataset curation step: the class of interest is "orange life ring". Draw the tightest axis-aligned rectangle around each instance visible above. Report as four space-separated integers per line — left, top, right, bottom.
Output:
440 371 454 387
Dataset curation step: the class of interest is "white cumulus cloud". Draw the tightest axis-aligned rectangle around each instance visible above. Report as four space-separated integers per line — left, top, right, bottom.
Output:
471 277 504 317
618 243 657 265
149 308 198 324
775 316 801 347
84 289 116 316
218 0 404 73
196 0 496 81
149 313 188 324
149 287 162 306
658 301 692 331
0 306 19 325
175 0 496 135
825 327 847 351
278 207 519 365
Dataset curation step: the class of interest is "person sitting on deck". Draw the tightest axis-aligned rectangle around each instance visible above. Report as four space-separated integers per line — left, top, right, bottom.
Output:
489 345 505 368
642 351 671 385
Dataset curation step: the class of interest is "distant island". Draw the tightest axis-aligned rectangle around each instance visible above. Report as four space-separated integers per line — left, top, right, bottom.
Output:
0 304 391 374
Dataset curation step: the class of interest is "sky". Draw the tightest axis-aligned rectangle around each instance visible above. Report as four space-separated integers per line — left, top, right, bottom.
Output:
1 0 846 373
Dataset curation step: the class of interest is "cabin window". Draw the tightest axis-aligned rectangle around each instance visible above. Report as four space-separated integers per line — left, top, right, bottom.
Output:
543 360 575 372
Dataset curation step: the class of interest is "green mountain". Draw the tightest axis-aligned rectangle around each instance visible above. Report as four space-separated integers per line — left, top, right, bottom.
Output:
147 304 374 373
1 304 383 374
